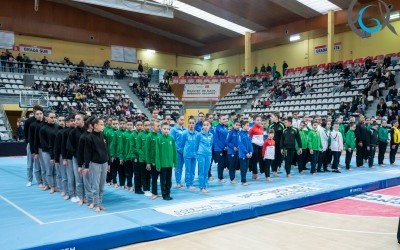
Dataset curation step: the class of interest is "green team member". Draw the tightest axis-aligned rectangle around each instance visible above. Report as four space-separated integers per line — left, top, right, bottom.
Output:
121 120 133 191
103 117 113 138
136 120 151 196
145 120 160 200
296 121 309 174
344 122 356 170
155 122 178 200
107 119 119 186
129 120 143 194
337 116 345 139
377 119 389 166
307 121 322 175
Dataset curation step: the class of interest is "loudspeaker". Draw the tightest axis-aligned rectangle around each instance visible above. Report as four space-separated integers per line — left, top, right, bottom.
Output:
23 74 34 87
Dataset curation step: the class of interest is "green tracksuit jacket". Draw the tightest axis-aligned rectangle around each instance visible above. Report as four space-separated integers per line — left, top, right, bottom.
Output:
107 128 118 158
115 129 126 159
155 134 178 170
120 130 133 160
307 129 322 150
145 131 159 165
344 130 356 150
378 126 389 142
296 128 309 150
126 130 138 161
136 130 149 163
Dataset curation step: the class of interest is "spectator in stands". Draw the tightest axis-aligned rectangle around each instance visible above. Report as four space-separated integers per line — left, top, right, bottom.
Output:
266 64 272 73
272 63 277 75
203 70 208 76
384 55 391 68
376 98 387 117
77 60 85 75
63 57 73 65
16 121 24 141
390 100 399 115
260 64 266 73
303 83 314 95
16 53 23 73
253 66 258 75
365 56 373 70
41 56 49 75
263 98 271 107
369 79 381 98
0 52 6 71
7 52 14 72
137 62 143 73
282 61 288 76
214 69 220 76
387 85 398 101
184 70 190 76
387 109 397 124
172 70 178 77
357 95 368 114
343 79 352 92
22 54 31 73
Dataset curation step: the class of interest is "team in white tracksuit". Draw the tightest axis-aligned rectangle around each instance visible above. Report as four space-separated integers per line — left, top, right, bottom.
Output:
318 122 331 172
330 125 344 173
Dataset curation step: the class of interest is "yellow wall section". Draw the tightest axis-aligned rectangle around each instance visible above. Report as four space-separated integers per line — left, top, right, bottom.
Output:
184 108 209 127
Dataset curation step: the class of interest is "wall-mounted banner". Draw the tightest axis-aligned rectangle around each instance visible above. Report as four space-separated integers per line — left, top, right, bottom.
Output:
15 44 52 55
314 45 327 54
182 84 221 101
0 31 15 50
334 42 342 51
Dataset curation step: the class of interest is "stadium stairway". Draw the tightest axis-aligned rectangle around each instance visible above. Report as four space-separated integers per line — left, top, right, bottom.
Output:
0 104 12 141
118 79 151 118
241 86 270 112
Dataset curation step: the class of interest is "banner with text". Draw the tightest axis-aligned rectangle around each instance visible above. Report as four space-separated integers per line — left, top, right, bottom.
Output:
314 42 342 54
15 44 52 55
0 31 15 49
182 84 221 101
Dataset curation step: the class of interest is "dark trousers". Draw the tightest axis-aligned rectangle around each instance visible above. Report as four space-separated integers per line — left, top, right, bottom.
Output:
397 217 400 243
250 144 264 174
345 149 353 169
331 151 341 170
272 145 283 172
150 164 159 195
139 162 150 191
118 160 126 186
390 144 399 164
239 158 249 183
160 167 172 197
264 159 273 177
325 148 332 165
133 160 143 192
367 145 376 167
356 143 365 167
124 160 133 188
228 153 239 181
378 141 387 165
283 148 296 175
310 150 320 173
297 150 307 173
109 158 119 184
317 150 329 171
215 151 227 180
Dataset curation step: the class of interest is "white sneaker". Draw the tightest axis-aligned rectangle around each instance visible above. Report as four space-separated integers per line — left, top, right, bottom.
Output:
26 182 32 187
71 197 79 203
144 191 152 197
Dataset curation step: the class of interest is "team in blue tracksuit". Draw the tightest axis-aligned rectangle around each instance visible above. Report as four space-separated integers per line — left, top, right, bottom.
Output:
195 127 213 191
208 124 216 178
214 119 228 181
170 123 187 186
238 124 253 184
226 126 240 181
182 128 198 188
195 120 203 132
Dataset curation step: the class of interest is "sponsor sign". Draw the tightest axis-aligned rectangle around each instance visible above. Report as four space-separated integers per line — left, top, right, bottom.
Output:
16 44 52 55
182 84 221 101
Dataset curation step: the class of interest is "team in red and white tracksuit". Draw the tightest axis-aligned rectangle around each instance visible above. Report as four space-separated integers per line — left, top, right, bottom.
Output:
262 136 275 178
249 123 264 176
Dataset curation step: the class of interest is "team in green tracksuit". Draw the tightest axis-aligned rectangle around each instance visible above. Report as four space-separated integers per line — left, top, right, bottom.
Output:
344 128 356 170
338 123 345 139
128 129 143 194
377 123 389 165
145 130 160 196
155 132 178 200
136 129 150 193
121 128 134 190
307 127 322 174
106 127 118 184
296 127 309 173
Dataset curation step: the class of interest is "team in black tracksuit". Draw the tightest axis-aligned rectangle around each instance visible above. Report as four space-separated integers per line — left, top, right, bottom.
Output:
33 115 48 187
355 121 368 167
268 117 285 175
280 119 302 177
366 123 378 168
25 106 43 186
61 116 76 200
52 118 65 193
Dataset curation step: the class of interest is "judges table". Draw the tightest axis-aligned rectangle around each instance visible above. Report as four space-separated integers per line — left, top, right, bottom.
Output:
0 142 26 157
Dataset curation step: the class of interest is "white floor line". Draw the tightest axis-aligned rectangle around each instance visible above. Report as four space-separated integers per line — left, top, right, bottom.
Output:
300 208 398 219
43 207 149 225
0 195 44 225
260 217 396 235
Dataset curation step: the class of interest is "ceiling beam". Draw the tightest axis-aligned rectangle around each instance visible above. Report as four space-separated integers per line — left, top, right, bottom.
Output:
328 0 352 10
179 0 267 32
268 0 321 18
48 0 205 47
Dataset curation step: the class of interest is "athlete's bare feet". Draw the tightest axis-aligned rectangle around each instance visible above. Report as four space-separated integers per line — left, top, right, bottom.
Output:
266 177 272 182
272 172 281 177
99 205 107 211
88 203 94 209
151 194 158 200
287 174 293 178
200 189 209 193
189 186 196 190
95 207 101 213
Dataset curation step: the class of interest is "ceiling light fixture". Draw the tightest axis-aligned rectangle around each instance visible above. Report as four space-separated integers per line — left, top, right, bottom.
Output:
295 0 341 14
290 34 301 42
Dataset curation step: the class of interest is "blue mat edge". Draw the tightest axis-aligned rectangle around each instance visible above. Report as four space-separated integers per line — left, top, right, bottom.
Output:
24 176 400 250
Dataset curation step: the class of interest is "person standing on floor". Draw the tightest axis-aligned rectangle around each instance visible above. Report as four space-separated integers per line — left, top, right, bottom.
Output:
170 115 187 188
61 115 76 200
214 115 229 182
268 112 285 177
262 129 275 181
238 121 253 185
122 120 134 192
77 116 95 206
355 115 368 167
24 105 43 187
195 120 213 193
33 111 49 190
344 122 356 171
317 121 331 173
39 111 58 193
155 122 178 200
308 121 322 175
296 121 309 174
67 113 86 205
145 120 161 200
106 119 119 187
377 120 389 166
136 120 151 196
130 120 143 194
366 122 379 168
249 116 265 180
330 122 344 173
53 115 66 195
115 119 127 189
390 121 400 166
226 120 240 184
85 118 110 212
181 117 198 190
281 117 302 178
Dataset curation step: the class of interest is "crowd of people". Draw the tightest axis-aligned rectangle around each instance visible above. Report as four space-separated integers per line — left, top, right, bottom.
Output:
22 103 400 213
